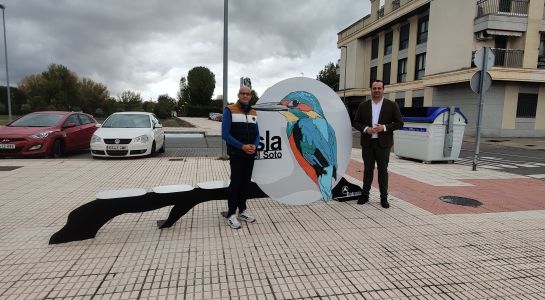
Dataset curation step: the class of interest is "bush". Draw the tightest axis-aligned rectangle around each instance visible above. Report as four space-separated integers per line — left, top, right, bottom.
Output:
94 108 104 117
185 104 223 117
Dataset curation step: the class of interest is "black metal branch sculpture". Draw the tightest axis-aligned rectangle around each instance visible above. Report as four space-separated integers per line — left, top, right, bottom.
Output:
49 177 361 244
49 181 266 244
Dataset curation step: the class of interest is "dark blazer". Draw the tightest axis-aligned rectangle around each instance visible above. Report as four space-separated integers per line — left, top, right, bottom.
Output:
353 98 403 148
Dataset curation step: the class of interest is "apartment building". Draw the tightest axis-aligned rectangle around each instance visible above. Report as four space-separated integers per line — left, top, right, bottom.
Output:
338 0 545 137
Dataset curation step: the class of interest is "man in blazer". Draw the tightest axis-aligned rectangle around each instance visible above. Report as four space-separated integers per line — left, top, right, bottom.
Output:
353 80 403 208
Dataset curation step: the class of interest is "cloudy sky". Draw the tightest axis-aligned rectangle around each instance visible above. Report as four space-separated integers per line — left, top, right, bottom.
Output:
1 0 370 102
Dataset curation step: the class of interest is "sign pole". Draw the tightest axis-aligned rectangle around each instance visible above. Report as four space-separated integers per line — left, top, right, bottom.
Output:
472 47 488 171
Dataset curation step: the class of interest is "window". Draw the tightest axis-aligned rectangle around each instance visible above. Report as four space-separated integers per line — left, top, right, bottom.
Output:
370 66 378 86
384 31 393 56
63 114 81 126
516 94 538 118
371 37 379 60
399 24 410 50
417 15 428 44
412 97 424 107
397 58 407 83
382 63 391 85
415 53 426 80
78 114 93 125
538 33 545 69
395 98 405 108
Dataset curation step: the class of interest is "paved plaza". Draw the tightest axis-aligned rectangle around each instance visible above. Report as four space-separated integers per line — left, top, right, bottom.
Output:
0 119 544 299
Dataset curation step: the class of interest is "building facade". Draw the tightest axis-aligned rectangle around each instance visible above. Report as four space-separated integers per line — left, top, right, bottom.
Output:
338 0 545 137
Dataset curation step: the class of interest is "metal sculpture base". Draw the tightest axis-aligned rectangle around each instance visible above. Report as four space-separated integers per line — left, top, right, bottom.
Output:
49 177 360 244
49 182 266 244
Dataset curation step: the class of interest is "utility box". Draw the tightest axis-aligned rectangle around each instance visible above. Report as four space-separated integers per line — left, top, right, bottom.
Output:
394 107 467 162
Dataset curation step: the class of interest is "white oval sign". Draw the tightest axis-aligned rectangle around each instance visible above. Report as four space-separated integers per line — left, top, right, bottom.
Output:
252 77 352 205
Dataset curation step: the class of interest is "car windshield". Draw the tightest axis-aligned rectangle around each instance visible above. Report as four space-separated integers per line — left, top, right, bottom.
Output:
101 114 151 128
9 113 65 127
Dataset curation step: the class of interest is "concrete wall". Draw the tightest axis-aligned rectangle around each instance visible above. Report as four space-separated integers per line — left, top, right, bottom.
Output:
341 38 366 90
432 83 507 137
432 82 545 137
522 0 545 68
426 0 475 75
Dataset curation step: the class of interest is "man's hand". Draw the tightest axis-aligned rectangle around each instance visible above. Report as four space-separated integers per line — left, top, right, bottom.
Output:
366 124 385 135
242 144 256 155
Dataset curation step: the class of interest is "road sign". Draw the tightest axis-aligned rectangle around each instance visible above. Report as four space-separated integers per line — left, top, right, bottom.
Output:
470 71 492 94
474 47 495 71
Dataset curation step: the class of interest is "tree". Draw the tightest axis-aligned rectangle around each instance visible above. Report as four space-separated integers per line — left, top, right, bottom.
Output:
18 74 49 111
0 86 26 115
316 62 340 92
41 64 80 110
118 90 143 111
102 97 120 115
17 63 110 113
154 94 176 119
142 101 156 113
79 78 109 114
250 90 259 106
177 76 190 107
186 66 215 105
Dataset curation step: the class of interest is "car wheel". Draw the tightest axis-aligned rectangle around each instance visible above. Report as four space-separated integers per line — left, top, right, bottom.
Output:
158 139 166 153
50 140 63 158
150 141 156 157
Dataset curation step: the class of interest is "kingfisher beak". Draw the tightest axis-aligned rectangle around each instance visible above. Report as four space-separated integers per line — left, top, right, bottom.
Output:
252 102 288 111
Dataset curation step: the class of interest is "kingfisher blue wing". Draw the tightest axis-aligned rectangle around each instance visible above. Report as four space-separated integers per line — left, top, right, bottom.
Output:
291 117 337 201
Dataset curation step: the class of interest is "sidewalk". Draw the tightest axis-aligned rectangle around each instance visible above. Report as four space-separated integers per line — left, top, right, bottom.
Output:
162 117 221 136
0 119 544 299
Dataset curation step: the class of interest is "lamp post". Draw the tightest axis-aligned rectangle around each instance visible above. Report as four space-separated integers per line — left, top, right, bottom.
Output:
0 4 11 122
341 46 348 106
221 0 228 158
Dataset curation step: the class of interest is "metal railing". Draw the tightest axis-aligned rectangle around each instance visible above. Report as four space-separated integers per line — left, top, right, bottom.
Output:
476 0 529 18
471 48 524 68
492 48 524 67
392 0 401 11
378 7 385 18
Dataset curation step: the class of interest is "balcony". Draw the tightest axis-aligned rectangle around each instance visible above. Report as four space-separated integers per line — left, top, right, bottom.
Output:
476 0 529 18
472 48 524 68
474 0 528 34
492 48 523 67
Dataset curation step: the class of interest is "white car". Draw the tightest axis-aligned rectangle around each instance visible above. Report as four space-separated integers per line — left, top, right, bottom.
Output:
91 112 166 158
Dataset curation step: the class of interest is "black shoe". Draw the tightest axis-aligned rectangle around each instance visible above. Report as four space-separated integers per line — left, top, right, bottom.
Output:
380 200 390 209
357 197 369 205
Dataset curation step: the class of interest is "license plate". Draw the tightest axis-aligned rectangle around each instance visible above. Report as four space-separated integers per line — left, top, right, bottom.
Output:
0 144 15 149
107 145 127 150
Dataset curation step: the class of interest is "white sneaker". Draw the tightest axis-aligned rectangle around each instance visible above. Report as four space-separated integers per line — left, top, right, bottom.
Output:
238 210 256 223
227 214 241 229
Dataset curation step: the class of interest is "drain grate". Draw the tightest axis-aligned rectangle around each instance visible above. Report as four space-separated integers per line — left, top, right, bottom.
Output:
0 166 23 171
439 196 482 207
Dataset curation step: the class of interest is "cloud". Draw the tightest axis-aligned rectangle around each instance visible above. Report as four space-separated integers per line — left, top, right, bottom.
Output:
0 0 369 102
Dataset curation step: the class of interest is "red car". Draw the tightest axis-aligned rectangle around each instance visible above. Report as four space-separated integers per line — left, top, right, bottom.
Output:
0 111 97 158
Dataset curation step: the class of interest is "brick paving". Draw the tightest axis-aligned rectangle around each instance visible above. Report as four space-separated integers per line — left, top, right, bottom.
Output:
0 136 544 298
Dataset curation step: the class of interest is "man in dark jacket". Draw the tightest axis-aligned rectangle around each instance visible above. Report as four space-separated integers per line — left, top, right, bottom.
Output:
221 86 260 229
353 80 403 208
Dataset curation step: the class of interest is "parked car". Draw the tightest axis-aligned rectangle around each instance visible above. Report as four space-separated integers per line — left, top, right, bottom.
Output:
0 111 97 158
90 112 166 158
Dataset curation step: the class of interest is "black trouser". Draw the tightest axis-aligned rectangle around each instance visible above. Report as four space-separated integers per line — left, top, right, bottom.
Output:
227 155 255 217
362 139 391 201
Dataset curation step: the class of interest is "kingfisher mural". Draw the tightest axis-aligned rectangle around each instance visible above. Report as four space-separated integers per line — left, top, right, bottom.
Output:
254 91 338 202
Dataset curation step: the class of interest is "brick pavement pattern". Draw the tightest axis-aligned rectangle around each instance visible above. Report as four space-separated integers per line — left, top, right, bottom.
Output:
0 151 544 299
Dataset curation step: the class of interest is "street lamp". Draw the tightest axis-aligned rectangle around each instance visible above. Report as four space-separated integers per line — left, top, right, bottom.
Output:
0 4 10 122
341 46 348 106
